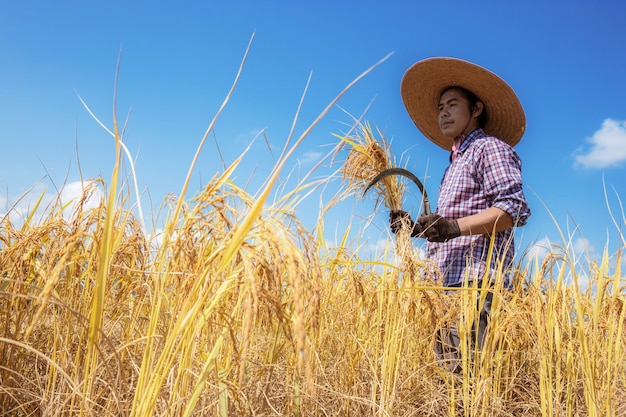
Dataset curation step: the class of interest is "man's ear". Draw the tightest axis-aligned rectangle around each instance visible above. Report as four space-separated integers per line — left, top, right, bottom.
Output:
472 101 484 118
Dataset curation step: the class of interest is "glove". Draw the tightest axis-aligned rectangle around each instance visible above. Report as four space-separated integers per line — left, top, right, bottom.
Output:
417 213 461 242
389 210 422 237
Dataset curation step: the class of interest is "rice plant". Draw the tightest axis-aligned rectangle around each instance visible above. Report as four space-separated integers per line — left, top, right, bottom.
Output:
0 56 624 416
337 121 428 277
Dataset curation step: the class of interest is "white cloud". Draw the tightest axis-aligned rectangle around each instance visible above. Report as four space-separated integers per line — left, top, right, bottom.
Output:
574 118 626 168
526 236 598 291
571 237 595 260
1 180 103 226
297 151 323 165
526 237 552 262
368 237 395 254
60 181 103 213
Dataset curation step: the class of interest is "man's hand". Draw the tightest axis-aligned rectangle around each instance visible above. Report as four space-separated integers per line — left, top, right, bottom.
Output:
417 214 461 242
389 210 422 237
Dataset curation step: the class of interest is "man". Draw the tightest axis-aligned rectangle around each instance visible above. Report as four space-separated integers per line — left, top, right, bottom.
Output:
390 57 531 372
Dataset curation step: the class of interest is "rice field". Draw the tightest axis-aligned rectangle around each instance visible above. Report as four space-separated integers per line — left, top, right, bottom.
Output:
0 60 624 416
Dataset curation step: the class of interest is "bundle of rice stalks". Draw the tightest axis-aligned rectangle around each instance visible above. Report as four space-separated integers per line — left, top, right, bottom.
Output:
338 122 404 211
337 121 429 277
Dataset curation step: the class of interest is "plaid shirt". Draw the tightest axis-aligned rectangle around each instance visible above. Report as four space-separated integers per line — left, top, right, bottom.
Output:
425 128 531 287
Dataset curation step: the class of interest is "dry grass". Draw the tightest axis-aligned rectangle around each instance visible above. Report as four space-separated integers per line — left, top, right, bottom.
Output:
0 55 625 416
1 171 624 416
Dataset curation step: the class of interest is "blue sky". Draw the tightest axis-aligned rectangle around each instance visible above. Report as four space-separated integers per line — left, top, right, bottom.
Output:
2 1 625 275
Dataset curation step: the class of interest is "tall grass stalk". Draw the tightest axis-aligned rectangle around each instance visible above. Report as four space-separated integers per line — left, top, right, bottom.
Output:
77 57 125 415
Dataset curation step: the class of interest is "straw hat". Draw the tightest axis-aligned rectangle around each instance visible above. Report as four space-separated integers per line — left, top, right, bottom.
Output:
400 57 525 150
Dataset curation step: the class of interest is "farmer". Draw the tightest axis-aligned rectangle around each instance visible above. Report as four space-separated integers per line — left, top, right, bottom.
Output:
389 57 531 372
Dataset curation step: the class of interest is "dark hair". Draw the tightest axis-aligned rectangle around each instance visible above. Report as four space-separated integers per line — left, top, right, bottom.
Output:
440 86 488 128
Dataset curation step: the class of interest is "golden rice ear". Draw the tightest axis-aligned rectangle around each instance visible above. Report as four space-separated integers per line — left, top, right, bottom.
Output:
340 122 406 211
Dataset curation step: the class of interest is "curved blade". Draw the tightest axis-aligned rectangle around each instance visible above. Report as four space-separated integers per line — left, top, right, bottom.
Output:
362 167 431 215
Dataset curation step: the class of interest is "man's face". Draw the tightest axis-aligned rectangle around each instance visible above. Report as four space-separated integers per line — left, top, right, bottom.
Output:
438 88 478 140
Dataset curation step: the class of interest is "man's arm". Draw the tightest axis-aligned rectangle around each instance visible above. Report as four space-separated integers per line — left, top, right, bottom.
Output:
457 206 513 236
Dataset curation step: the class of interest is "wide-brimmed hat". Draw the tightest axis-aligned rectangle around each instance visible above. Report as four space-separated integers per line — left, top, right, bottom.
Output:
400 57 525 150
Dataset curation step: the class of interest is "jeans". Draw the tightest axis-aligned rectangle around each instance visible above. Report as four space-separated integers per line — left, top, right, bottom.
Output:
434 281 493 374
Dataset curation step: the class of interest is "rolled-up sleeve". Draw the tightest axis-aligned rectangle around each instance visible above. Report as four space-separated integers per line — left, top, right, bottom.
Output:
481 141 531 226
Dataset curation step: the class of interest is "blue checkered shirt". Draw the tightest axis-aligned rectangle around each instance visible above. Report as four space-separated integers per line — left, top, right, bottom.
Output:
425 129 531 287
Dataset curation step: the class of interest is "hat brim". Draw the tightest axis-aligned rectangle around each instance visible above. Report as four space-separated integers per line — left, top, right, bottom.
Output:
400 57 525 150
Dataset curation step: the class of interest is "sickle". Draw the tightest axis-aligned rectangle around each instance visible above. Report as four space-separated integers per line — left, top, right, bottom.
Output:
362 167 431 215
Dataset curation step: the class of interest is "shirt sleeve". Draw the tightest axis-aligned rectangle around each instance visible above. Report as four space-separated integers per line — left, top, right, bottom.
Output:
479 139 531 226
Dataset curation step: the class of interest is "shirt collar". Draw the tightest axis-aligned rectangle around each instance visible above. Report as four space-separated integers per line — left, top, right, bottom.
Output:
450 128 484 162
458 128 484 151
